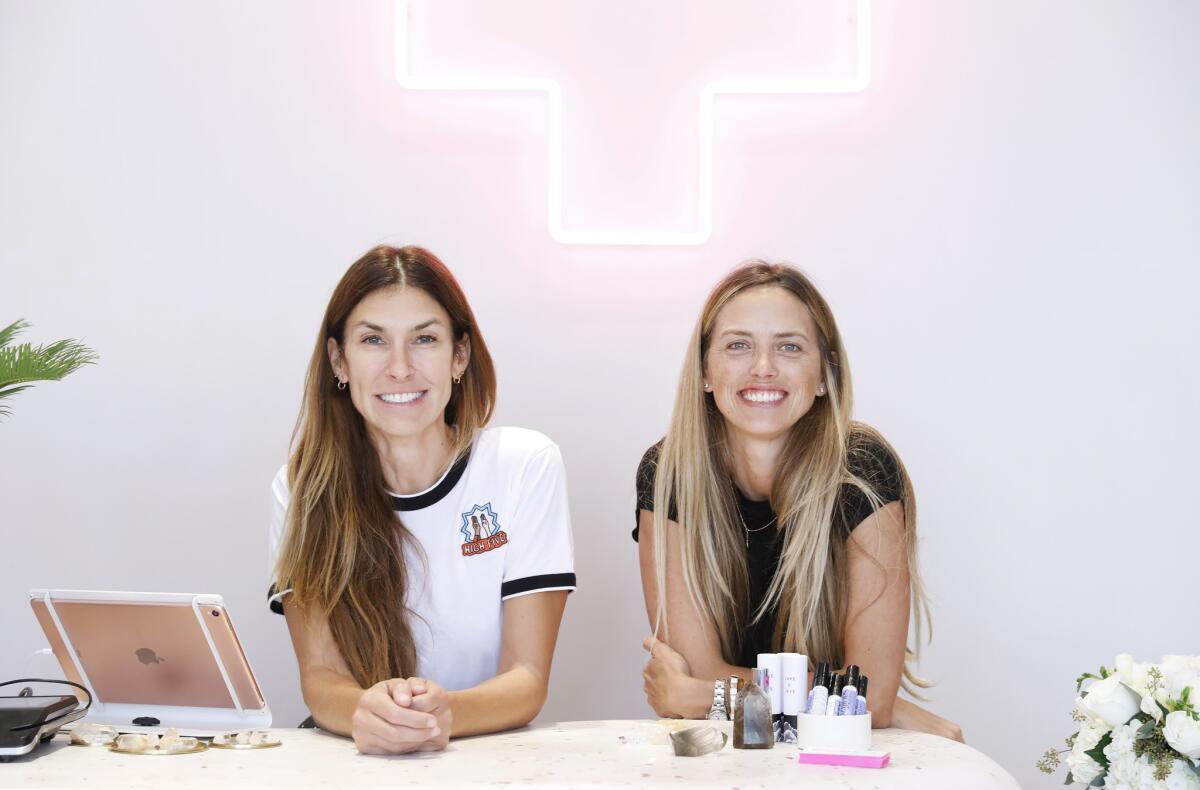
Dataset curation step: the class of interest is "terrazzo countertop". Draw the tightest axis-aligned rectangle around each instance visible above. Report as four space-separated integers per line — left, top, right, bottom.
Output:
1 720 1019 788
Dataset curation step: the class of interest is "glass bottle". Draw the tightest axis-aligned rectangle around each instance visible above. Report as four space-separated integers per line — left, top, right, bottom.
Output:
733 668 774 749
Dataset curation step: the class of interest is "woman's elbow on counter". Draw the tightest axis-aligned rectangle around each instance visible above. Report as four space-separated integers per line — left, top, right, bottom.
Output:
517 684 549 728
869 700 893 729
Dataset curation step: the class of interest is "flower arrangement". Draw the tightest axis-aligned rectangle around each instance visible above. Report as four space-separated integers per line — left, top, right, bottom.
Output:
1039 655 1200 788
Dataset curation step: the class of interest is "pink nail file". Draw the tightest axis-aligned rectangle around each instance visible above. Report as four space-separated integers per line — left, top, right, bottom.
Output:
796 749 891 769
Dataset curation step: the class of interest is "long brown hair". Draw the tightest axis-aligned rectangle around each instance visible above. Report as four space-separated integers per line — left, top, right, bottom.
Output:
273 245 496 687
651 261 931 692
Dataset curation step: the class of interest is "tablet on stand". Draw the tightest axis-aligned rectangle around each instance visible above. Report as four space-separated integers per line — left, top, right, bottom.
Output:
29 589 271 735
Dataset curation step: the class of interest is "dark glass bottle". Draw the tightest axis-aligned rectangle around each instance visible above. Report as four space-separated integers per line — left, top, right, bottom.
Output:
733 668 774 749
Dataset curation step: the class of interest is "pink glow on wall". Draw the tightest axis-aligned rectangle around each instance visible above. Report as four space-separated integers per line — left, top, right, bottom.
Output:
394 1 871 246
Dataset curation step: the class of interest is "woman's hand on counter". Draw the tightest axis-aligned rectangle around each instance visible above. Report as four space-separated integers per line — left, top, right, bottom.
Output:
351 677 449 754
407 677 453 751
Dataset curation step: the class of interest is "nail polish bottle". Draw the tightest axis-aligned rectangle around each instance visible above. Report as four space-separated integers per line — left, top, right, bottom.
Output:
733 668 774 749
839 665 860 716
855 675 869 716
806 662 829 714
824 674 843 717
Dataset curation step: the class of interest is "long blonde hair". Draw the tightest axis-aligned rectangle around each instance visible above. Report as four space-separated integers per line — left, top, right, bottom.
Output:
650 261 931 692
273 245 496 687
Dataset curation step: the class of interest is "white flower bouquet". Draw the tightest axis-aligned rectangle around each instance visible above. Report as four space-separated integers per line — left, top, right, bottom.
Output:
1039 655 1200 788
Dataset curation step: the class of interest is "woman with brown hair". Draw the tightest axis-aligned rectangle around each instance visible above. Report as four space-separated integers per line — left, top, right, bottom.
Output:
268 245 575 754
636 261 962 740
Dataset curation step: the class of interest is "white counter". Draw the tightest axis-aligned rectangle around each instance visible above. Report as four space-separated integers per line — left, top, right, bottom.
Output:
2 720 1020 788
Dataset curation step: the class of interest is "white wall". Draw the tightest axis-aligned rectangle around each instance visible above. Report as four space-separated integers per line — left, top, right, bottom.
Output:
2 2 1198 787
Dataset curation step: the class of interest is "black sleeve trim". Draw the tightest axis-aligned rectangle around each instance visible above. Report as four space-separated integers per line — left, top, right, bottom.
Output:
500 573 577 599
633 440 668 542
268 583 284 615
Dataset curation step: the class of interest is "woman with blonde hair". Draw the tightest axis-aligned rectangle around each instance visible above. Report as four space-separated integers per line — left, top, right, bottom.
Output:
637 261 962 739
268 245 575 754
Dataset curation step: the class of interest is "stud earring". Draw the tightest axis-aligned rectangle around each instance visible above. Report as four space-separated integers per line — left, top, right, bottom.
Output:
816 383 826 396
703 381 712 392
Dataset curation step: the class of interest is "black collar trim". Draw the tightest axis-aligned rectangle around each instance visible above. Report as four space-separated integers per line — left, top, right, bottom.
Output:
389 450 470 512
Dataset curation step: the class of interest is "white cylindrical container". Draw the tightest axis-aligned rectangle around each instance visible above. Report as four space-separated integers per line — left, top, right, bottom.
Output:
779 653 806 742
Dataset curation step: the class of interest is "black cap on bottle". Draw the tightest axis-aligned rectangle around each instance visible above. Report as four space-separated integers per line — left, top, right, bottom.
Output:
845 665 861 686
814 662 830 688
858 675 868 698
830 674 844 695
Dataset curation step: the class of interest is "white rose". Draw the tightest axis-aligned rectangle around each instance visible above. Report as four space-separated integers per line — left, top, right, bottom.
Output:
1162 657 1200 700
1082 675 1142 728
1116 654 1151 697
1162 656 1200 675
1164 711 1200 760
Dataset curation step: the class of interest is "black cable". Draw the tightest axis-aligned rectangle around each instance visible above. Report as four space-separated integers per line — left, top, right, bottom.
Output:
1 678 92 732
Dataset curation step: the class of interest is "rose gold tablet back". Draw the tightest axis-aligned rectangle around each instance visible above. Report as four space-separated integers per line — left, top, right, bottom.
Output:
30 598 265 710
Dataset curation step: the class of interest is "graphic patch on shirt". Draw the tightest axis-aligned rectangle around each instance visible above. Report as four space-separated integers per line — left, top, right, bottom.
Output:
459 502 508 557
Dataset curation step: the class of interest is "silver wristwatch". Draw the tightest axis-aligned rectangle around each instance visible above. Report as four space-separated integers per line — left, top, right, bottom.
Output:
706 679 728 721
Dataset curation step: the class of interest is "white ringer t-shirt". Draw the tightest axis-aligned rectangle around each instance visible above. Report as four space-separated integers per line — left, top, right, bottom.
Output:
267 426 576 692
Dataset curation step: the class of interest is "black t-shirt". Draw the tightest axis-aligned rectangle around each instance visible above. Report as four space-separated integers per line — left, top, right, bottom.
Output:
633 433 903 668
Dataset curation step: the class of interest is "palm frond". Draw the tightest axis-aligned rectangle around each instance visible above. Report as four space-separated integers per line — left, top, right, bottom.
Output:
0 319 30 349
0 320 98 419
0 339 99 389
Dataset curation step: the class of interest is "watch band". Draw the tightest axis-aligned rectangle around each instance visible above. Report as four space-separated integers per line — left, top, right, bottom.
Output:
705 678 728 721
727 675 740 710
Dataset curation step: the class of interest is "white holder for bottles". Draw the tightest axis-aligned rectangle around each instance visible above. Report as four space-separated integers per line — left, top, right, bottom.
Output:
795 711 873 751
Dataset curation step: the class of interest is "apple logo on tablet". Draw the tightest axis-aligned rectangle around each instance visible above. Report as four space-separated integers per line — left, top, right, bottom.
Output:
136 648 165 665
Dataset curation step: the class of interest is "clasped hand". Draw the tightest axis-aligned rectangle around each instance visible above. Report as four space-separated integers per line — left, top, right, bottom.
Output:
642 635 697 719
351 677 452 754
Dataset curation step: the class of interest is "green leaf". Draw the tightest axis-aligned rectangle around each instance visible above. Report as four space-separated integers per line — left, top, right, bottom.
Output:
1076 672 1102 692
1088 776 1105 787
1135 720 1156 739
0 340 97 390
0 320 98 420
1084 732 1112 769
1064 772 1074 784
0 319 29 349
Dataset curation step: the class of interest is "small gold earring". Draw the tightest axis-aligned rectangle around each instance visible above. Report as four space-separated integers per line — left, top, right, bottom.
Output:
336 377 346 391
452 373 463 385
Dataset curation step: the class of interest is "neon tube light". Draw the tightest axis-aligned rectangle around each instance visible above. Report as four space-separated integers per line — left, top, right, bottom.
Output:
394 1 871 246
